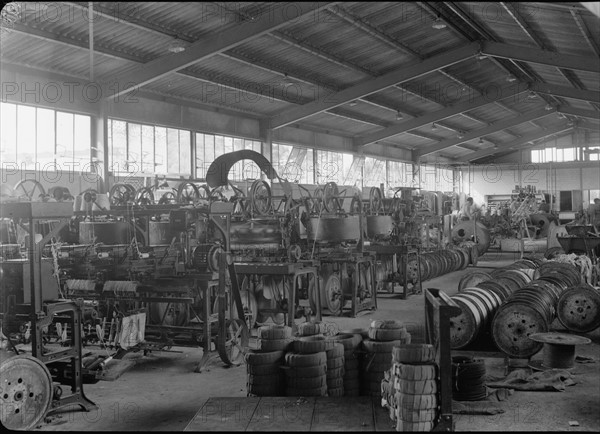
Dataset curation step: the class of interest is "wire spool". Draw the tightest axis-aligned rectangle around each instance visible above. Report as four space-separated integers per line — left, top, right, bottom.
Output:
529 333 592 369
451 356 487 401
557 285 600 333
458 271 492 292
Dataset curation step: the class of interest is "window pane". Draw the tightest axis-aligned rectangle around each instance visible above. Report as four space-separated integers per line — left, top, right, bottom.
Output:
1 103 17 167
74 114 90 169
166 128 179 173
224 136 233 154
563 148 575 162
17 105 36 170
205 135 215 176
155 127 167 174
196 133 205 178
141 125 154 173
214 135 224 156
179 130 190 175
37 108 55 169
110 120 127 174
233 137 243 151
56 111 74 170
128 123 142 174
302 149 314 184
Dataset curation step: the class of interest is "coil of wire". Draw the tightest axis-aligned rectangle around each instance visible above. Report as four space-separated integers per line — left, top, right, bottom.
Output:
451 356 487 401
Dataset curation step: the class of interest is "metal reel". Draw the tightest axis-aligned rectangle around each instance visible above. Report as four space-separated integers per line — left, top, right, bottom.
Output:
109 183 135 206
217 318 249 366
14 179 46 201
177 182 201 204
557 285 600 333
368 187 383 214
0 353 53 430
134 187 155 205
249 180 272 216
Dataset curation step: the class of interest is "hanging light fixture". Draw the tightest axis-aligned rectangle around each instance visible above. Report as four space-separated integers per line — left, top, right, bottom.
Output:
457 131 464 139
431 123 437 130
168 37 187 53
506 74 517 82
432 16 447 30
478 138 484 145
349 100 358 107
396 110 403 120
527 91 537 99
545 103 554 111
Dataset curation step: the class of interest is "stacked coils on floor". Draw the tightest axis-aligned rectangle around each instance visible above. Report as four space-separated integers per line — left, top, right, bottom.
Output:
245 325 292 396
388 344 438 432
361 320 411 397
331 331 363 396
451 356 486 401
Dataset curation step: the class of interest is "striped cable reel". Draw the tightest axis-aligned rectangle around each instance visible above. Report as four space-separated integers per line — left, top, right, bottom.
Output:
492 262 581 358
406 248 470 284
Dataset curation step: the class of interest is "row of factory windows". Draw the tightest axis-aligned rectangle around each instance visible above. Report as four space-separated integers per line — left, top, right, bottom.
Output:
1 102 454 191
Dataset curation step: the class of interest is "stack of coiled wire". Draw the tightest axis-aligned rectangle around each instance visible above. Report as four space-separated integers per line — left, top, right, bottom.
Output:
451 356 487 401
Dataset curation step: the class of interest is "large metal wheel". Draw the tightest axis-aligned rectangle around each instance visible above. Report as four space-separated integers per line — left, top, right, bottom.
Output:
109 183 135 206
321 272 343 316
134 187 154 206
349 194 362 214
158 190 178 204
312 187 324 214
217 318 249 366
323 182 341 213
177 182 201 204
14 179 46 201
368 187 383 214
0 353 53 430
249 180 272 216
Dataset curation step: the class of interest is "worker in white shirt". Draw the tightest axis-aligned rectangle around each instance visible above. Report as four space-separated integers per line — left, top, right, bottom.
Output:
459 197 481 221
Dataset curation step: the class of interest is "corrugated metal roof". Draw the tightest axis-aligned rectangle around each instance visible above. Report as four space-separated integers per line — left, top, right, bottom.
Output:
1 1 598 161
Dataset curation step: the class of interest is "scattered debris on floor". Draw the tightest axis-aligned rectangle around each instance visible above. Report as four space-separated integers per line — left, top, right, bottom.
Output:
486 369 576 392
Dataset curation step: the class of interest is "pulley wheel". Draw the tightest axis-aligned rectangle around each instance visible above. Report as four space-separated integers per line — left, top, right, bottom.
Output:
217 318 249 366
323 182 341 213
492 303 548 358
177 182 201 205
321 272 343 316
249 180 272 216
109 183 135 206
14 179 46 201
557 285 600 333
369 187 383 214
0 354 53 430
134 187 154 205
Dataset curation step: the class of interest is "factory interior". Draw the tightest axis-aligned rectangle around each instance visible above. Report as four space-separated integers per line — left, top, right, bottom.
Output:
0 1 599 432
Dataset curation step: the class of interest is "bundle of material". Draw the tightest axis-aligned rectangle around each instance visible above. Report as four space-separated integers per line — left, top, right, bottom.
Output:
391 344 438 431
361 320 411 397
331 331 364 396
325 343 345 396
246 326 289 396
284 335 334 397
550 253 593 285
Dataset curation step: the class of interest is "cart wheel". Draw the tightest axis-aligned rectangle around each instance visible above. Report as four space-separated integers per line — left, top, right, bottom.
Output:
217 318 249 366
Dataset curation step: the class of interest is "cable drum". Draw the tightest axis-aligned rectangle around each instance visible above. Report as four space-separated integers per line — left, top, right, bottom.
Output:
406 248 471 284
492 261 580 358
451 356 487 401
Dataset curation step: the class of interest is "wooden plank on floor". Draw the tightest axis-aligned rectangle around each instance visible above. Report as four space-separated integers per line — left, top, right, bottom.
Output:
372 397 395 432
311 396 376 431
184 397 261 431
246 397 316 432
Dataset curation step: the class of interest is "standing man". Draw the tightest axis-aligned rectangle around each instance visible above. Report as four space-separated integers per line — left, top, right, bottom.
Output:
459 197 481 221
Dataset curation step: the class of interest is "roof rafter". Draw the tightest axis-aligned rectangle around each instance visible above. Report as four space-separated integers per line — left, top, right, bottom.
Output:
461 122 574 162
268 42 481 129
415 107 555 158
100 2 333 99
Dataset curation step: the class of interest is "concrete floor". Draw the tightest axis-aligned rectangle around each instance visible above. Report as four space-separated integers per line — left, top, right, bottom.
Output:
36 251 600 431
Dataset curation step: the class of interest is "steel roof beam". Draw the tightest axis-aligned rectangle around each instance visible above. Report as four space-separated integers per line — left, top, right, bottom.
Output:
529 83 600 104
101 2 332 99
415 107 554 158
558 107 600 120
571 8 600 57
356 82 527 147
268 42 480 129
481 41 600 74
460 122 573 162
